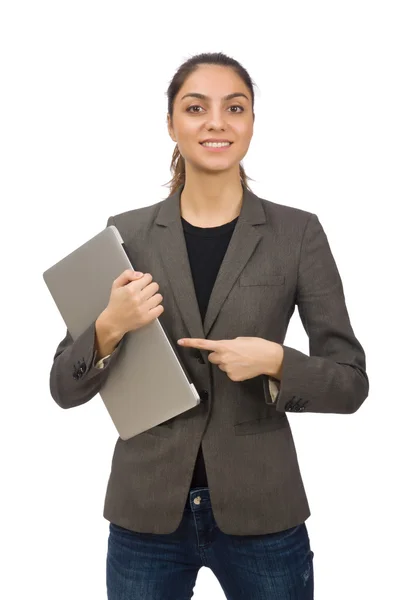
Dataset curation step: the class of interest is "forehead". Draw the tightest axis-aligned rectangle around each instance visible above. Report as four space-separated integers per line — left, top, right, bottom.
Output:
176 65 250 101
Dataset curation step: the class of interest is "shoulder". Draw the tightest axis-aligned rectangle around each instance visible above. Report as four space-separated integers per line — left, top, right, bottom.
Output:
109 199 164 237
112 201 161 224
257 195 317 238
261 196 314 225
257 196 334 258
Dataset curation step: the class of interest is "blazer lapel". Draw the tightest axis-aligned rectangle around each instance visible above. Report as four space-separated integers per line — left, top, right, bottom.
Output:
154 184 267 340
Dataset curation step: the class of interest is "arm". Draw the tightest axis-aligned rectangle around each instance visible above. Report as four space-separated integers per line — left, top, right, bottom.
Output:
49 215 125 409
93 312 119 369
49 317 125 410
263 213 369 414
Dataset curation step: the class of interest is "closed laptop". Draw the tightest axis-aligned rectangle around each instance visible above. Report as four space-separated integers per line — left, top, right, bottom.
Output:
43 225 201 439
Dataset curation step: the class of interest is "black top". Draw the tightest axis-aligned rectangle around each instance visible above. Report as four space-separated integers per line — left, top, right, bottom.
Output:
180 214 239 488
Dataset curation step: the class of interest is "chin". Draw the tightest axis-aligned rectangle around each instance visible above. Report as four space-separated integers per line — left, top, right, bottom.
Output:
196 157 235 168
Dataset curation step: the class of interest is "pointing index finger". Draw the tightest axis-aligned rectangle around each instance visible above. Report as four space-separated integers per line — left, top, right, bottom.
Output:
178 338 219 351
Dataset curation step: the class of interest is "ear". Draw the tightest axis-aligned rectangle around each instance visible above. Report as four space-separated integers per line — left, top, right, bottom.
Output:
167 114 176 142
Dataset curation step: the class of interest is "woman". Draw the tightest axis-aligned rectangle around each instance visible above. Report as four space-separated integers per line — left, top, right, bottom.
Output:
50 52 369 599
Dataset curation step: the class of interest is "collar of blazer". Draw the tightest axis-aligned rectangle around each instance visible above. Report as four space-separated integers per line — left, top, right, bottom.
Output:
153 184 269 343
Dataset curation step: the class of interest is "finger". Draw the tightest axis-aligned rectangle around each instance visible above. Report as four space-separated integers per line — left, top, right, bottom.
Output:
208 352 221 364
177 338 219 350
115 269 143 286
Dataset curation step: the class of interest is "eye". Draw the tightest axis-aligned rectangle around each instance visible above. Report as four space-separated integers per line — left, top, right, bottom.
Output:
186 105 245 113
186 105 203 113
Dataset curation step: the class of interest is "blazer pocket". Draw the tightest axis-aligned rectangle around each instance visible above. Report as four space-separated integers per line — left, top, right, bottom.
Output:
234 416 288 435
239 273 285 287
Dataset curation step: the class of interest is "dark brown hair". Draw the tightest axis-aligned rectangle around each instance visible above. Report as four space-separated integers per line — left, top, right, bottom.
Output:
163 52 257 197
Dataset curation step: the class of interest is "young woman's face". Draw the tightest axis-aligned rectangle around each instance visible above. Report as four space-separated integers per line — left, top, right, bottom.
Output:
167 65 254 175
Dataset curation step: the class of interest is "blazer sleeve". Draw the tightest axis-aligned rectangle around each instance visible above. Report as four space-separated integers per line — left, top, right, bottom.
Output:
48 215 125 409
263 212 369 414
49 321 125 409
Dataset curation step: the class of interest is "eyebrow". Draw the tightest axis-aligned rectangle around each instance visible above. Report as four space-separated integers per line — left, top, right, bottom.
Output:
180 92 249 102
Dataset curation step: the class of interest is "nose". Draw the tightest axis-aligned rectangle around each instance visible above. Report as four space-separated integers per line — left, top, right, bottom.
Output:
204 107 228 130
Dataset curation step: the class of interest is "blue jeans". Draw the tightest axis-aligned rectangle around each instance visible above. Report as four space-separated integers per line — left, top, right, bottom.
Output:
106 487 314 599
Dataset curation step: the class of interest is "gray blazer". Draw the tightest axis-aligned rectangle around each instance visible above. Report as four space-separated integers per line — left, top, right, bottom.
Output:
49 184 369 535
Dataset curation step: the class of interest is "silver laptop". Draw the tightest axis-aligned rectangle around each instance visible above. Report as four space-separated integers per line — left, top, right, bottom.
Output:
43 225 201 440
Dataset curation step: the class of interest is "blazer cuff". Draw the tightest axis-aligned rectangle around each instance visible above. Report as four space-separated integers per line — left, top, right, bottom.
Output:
94 352 112 369
262 375 280 403
267 344 368 414
93 342 122 370
269 378 280 401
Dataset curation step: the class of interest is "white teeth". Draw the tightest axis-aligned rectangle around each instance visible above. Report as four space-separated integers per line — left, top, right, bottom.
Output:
202 142 231 147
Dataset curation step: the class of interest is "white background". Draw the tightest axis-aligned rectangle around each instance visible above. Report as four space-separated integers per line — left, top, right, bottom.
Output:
1 1 396 598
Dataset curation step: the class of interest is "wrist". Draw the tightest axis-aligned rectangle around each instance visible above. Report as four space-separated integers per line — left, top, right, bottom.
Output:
267 342 284 380
95 310 123 360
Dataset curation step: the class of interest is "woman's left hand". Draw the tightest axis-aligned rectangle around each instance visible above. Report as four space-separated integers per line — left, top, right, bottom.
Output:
177 336 284 382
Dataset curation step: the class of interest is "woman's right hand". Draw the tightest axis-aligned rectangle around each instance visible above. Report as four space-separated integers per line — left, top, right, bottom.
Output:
101 269 164 338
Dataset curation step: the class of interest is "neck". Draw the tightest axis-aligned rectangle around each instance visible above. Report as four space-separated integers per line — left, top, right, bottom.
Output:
179 168 244 227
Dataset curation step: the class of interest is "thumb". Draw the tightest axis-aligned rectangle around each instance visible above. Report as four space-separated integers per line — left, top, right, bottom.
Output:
114 269 144 288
